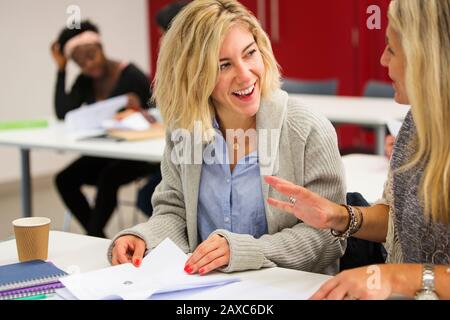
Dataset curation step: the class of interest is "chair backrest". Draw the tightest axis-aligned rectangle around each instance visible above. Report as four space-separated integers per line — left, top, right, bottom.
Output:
363 80 395 98
281 78 338 95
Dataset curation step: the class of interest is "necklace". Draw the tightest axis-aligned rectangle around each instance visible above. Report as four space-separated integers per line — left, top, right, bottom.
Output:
233 138 240 151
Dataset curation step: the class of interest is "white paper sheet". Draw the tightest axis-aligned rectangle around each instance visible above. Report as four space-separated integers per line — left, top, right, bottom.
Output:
60 238 240 300
64 95 128 139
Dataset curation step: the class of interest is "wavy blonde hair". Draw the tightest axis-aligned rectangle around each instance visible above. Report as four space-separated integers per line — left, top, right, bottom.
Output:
389 0 450 224
152 0 280 140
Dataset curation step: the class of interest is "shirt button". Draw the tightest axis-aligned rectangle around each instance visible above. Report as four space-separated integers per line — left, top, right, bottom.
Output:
224 217 230 222
226 178 230 183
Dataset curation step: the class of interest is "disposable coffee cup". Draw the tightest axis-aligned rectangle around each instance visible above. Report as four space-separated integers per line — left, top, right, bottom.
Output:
12 217 51 262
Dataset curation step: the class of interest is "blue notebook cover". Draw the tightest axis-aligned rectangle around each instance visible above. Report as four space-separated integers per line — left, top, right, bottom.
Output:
0 260 68 292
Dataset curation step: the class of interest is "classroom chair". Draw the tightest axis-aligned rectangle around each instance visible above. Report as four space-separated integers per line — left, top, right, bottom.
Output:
363 80 395 98
281 78 338 95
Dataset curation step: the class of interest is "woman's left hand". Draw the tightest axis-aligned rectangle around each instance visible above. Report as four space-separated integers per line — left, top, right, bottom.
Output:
310 264 394 300
264 175 346 231
184 234 230 275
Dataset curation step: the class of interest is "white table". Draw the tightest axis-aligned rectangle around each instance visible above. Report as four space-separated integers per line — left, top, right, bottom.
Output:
291 94 409 155
0 231 330 300
0 95 406 218
342 154 389 203
0 123 165 218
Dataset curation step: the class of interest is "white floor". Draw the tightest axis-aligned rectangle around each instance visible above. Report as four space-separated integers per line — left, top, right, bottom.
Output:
0 177 150 241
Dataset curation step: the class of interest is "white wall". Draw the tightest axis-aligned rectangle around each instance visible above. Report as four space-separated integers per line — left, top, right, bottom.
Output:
0 0 150 183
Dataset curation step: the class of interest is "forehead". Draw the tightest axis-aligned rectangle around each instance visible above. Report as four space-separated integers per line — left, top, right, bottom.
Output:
386 24 399 44
219 23 254 55
71 43 101 60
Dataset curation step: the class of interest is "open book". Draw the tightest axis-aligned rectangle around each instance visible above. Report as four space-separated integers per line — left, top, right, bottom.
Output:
59 238 240 300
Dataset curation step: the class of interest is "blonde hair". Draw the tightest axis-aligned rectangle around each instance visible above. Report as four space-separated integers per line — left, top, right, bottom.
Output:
152 0 280 140
389 0 450 224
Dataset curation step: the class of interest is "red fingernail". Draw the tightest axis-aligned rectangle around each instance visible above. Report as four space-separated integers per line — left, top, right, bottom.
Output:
184 265 192 273
134 259 140 267
199 268 205 274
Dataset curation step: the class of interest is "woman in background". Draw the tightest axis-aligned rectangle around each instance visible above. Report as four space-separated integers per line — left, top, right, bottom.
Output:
50 20 160 238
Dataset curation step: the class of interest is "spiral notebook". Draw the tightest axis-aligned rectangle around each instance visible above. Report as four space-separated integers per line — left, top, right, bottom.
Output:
0 260 67 299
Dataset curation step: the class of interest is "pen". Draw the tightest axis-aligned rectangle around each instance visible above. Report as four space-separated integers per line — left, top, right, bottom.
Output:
14 294 48 300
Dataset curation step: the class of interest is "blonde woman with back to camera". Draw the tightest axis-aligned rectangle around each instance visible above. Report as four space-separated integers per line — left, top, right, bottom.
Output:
265 0 450 300
109 0 347 276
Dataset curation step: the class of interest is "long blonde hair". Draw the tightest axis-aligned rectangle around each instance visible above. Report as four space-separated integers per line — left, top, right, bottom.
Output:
152 0 280 140
389 0 450 224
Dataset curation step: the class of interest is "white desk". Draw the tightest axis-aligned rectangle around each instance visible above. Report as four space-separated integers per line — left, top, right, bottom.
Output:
0 123 165 218
0 95 405 218
291 94 409 155
0 231 330 300
342 154 389 204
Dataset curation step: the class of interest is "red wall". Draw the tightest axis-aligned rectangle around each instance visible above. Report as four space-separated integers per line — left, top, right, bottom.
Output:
148 0 392 153
148 0 391 96
148 0 172 78
357 0 391 95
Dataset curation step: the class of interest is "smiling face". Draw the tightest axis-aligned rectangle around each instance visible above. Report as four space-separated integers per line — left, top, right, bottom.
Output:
380 24 409 105
71 43 107 79
211 23 265 122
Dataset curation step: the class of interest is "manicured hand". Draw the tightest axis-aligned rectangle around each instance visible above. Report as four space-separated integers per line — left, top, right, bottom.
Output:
310 264 393 300
111 235 146 267
264 175 347 231
184 234 230 275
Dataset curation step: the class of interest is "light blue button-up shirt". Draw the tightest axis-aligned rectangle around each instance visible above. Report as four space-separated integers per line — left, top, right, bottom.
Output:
197 119 267 242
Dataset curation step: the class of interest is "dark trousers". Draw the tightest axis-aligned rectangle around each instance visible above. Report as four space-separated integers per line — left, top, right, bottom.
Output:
55 156 160 238
136 170 162 217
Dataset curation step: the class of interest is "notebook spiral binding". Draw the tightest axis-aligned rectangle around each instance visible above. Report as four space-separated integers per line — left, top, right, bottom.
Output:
0 282 64 300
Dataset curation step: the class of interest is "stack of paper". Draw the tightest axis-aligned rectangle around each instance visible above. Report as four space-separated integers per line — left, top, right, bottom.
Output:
59 238 240 300
64 95 128 140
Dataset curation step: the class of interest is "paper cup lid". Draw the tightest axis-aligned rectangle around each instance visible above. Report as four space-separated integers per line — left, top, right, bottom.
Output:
12 217 51 227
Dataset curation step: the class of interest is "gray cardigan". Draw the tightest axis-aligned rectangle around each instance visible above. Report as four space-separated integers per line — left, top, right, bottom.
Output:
108 90 346 275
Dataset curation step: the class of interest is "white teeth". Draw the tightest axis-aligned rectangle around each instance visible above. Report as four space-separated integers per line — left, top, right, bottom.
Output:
233 84 255 96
